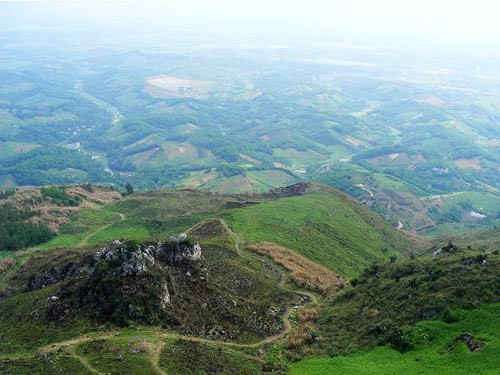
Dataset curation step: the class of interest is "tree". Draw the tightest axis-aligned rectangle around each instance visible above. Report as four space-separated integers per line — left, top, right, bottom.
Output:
125 183 134 196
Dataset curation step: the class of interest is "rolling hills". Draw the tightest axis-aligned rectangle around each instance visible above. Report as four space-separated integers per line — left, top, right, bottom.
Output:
2 30 500 236
0 183 499 373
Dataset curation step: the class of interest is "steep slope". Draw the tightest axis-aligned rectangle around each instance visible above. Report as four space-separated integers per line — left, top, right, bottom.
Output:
290 245 500 374
221 183 413 276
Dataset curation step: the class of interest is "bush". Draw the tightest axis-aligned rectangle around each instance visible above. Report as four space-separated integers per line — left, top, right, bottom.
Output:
41 186 80 206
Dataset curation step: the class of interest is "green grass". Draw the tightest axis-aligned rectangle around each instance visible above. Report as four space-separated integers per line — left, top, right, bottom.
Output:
221 189 410 277
301 249 500 359
35 189 226 249
0 353 90 375
159 339 261 375
374 173 428 197
246 170 299 192
31 186 412 278
425 191 500 236
0 286 98 356
291 303 500 375
76 338 156 375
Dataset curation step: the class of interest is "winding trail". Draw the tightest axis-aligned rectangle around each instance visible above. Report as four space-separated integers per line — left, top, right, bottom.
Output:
150 340 167 375
78 213 126 247
422 191 467 200
21 217 319 374
356 183 374 197
68 348 102 375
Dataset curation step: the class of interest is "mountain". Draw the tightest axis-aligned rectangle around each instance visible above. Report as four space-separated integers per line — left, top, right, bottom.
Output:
0 183 413 374
2 182 499 374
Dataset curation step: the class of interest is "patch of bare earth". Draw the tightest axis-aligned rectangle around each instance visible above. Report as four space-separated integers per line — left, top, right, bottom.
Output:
240 153 262 165
145 75 211 98
1 185 122 233
345 135 367 147
0 258 16 273
247 242 347 296
454 157 482 171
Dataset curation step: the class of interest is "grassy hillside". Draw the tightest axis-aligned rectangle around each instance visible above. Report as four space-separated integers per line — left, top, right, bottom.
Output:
292 303 500 375
280 245 500 372
0 226 299 374
1 183 500 374
30 184 413 277
222 185 412 276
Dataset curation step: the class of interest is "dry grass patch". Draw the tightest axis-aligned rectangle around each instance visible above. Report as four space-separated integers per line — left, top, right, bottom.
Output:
247 242 347 295
454 157 482 171
0 258 15 273
286 306 323 359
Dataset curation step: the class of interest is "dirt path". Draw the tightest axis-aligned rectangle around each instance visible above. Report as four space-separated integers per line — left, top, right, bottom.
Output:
423 191 467 200
356 183 374 197
78 213 126 247
31 217 319 373
150 341 167 375
40 331 119 353
68 348 102 375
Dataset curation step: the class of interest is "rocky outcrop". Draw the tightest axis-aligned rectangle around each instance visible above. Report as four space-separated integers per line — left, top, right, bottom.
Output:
95 244 158 276
267 182 310 197
433 242 459 256
12 232 293 340
94 235 203 276
28 260 90 291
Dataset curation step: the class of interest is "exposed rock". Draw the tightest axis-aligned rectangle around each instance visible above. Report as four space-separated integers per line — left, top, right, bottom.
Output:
433 242 459 256
456 334 484 351
96 244 157 276
159 281 170 310
28 261 83 291
94 235 203 276
462 254 488 266
268 182 310 197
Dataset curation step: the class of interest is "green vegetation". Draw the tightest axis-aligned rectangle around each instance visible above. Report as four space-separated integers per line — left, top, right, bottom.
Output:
1 182 500 374
0 353 90 375
31 185 412 277
76 338 157 374
2 35 500 236
40 186 81 206
303 248 500 357
159 339 262 375
0 205 53 251
222 188 410 276
292 303 500 375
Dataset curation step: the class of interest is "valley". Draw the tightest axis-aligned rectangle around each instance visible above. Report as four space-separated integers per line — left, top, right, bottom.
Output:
2 31 500 236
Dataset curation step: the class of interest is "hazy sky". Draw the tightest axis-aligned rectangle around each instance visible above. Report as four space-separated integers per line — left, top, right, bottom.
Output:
2 1 500 52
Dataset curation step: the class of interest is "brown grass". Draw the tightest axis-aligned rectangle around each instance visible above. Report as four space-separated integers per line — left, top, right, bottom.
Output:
0 257 16 273
454 157 482 171
247 242 347 295
1 186 121 233
286 305 323 358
